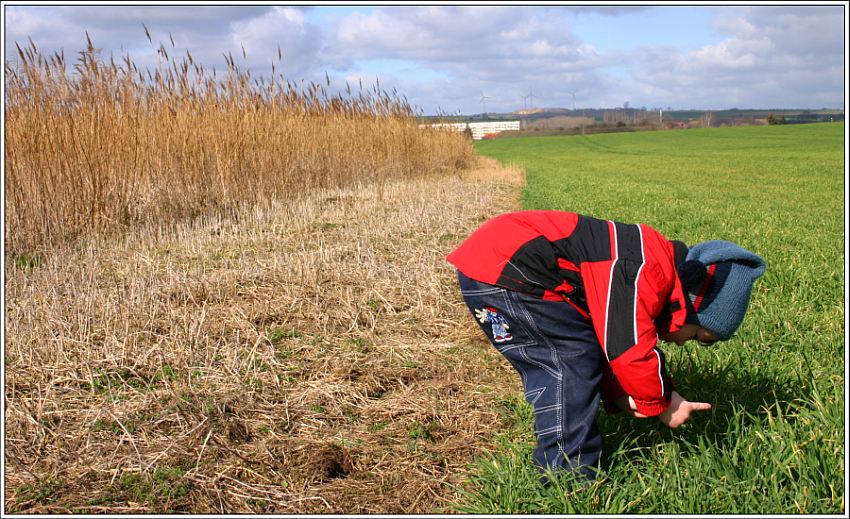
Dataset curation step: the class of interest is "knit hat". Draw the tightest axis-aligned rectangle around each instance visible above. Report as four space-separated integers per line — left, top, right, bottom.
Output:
677 240 766 340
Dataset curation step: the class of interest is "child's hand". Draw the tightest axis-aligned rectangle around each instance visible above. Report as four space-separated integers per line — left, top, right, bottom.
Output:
615 395 648 418
658 391 712 428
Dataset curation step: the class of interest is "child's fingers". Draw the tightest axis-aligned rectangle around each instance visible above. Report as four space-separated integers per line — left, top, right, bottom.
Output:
689 402 712 412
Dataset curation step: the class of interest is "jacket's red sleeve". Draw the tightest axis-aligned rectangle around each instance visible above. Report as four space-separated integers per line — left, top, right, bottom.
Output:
582 224 684 417
599 361 628 414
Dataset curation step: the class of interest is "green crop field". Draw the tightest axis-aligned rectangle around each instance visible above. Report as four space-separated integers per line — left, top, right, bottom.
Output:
460 123 845 514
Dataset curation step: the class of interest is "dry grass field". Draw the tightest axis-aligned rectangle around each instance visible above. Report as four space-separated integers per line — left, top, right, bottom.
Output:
4 35 526 514
4 158 525 514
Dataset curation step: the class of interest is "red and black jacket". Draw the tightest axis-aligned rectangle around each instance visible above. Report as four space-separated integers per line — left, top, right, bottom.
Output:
447 210 690 416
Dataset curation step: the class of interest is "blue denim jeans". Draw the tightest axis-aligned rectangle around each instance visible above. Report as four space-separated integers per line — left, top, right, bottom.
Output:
457 270 603 481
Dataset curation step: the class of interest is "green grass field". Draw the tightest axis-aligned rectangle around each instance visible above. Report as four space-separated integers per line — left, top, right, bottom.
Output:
460 123 845 514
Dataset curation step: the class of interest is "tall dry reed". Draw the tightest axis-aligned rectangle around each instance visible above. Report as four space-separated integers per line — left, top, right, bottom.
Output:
4 35 474 254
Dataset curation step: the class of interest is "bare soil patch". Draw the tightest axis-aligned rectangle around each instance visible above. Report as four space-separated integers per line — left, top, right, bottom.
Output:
4 158 524 514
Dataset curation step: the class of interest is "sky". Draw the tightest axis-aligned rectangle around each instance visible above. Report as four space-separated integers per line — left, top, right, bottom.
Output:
2 2 847 115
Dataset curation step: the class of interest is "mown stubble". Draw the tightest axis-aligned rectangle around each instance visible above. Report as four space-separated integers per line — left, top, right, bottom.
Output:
5 158 525 514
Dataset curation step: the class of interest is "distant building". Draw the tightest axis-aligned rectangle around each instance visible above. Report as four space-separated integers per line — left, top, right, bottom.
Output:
420 120 521 140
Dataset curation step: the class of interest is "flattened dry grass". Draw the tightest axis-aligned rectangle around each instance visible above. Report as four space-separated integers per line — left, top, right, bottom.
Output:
4 158 525 514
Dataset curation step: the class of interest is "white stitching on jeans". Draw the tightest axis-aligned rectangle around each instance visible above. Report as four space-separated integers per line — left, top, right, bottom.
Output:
533 403 561 414
460 287 503 296
535 425 561 437
496 341 536 353
518 347 561 379
525 387 546 405
510 291 564 446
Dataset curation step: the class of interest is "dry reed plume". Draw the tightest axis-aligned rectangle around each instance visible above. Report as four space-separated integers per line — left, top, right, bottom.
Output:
4 35 474 254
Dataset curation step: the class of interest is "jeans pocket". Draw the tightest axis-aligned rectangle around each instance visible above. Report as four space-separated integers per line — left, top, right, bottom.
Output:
460 287 536 348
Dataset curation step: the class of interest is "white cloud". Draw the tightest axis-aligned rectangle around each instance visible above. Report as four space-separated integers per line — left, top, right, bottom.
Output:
690 37 774 70
322 6 623 112
3 6 325 83
3 5 843 113
4 6 272 51
5 7 85 53
632 6 844 109
229 7 320 77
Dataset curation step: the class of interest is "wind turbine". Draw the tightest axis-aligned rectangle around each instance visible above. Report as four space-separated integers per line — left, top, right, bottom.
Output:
568 90 585 135
480 91 491 117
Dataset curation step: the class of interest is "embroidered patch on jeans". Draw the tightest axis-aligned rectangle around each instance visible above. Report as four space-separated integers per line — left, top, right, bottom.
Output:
474 306 514 343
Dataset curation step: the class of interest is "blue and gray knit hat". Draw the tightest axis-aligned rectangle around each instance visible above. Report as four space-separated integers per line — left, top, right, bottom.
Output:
676 240 766 341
